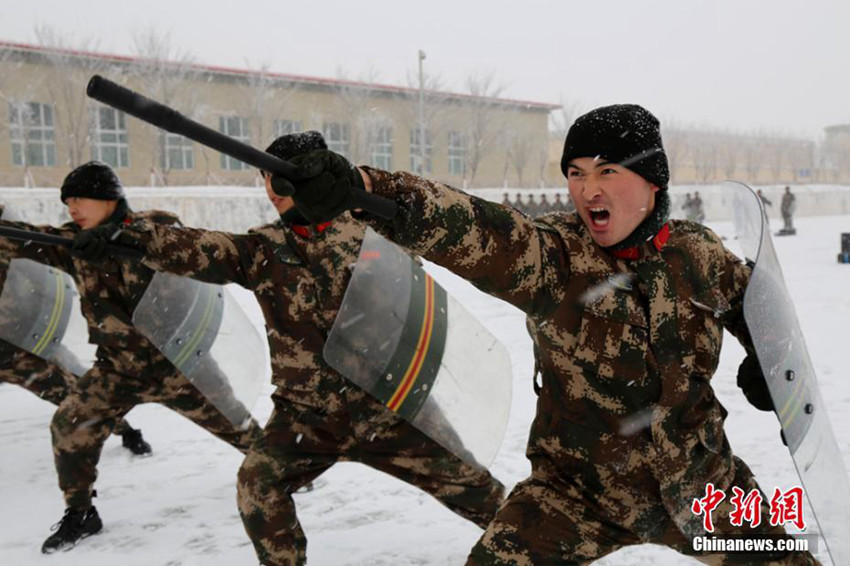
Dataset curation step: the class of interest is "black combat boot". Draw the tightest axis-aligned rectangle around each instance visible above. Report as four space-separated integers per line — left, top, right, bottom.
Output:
41 506 103 553
121 428 152 455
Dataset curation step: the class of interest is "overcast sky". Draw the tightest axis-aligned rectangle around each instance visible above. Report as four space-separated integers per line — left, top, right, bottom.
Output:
2 0 848 139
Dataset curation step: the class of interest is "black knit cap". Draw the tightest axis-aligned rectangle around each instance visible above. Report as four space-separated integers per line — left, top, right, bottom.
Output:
560 104 669 190
263 130 327 168
60 161 125 203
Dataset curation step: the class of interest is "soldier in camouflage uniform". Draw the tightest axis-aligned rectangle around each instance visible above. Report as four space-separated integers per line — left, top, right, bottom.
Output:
550 193 567 213
512 191 525 213
0 205 150 454
84 132 505 566
273 105 818 564
537 193 552 216
0 162 261 554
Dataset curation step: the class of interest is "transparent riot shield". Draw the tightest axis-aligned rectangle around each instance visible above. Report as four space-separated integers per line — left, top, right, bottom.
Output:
0 258 95 373
132 273 265 427
724 181 850 564
323 228 512 467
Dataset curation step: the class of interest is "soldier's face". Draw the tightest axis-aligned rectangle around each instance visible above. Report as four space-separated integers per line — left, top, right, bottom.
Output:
264 174 295 214
66 197 118 230
566 157 659 248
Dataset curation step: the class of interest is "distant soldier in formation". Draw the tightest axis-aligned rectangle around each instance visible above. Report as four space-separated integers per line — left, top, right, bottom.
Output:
512 191 525 213
779 186 797 235
525 194 539 218
551 193 567 213
537 193 552 216
501 192 512 207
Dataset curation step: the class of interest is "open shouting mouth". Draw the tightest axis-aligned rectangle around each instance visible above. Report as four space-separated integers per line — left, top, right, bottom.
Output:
588 206 611 228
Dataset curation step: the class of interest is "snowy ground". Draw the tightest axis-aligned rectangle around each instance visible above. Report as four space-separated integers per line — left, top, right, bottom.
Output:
1 213 849 565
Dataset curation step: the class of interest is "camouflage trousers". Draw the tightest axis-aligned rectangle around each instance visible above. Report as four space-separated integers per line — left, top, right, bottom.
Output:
467 454 819 565
0 340 130 435
50 347 261 510
237 386 506 566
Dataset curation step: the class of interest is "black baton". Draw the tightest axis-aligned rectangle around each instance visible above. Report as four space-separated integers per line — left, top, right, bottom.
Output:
0 226 144 260
86 75 398 221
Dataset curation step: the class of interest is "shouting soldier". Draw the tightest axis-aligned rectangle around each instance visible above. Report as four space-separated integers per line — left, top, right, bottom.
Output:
270 104 818 564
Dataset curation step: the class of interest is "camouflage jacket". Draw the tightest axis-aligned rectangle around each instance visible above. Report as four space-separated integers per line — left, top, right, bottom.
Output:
123 213 366 411
0 211 180 361
362 167 753 534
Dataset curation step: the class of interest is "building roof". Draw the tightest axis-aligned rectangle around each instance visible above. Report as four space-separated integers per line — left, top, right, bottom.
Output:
0 39 561 112
824 124 850 136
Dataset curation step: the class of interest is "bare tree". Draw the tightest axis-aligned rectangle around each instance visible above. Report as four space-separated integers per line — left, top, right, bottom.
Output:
461 70 507 186
239 60 301 153
717 130 742 180
33 25 112 169
334 67 387 166
818 135 849 183
741 131 767 183
550 95 584 140
403 69 453 175
505 127 538 187
0 46 46 185
786 139 815 183
536 133 554 188
0 46 19 137
660 120 690 184
764 135 789 183
691 131 719 183
242 61 273 154
130 28 200 185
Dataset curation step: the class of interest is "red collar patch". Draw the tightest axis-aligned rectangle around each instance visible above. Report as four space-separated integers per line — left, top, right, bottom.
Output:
291 221 332 238
610 223 670 260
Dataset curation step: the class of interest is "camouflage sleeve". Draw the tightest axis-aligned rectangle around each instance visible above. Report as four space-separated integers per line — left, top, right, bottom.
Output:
122 223 266 290
0 219 74 273
360 167 567 314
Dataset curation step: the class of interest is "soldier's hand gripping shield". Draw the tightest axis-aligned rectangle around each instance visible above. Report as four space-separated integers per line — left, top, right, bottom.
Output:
0 258 96 375
132 272 265 427
724 181 850 564
323 228 512 467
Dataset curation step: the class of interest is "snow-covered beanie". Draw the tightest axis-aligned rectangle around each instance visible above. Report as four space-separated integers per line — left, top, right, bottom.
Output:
60 161 125 203
263 130 327 168
560 104 670 190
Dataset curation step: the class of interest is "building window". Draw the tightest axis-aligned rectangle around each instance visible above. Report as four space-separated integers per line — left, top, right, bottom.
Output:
370 127 393 170
409 127 432 174
448 131 467 175
274 120 302 137
91 106 129 168
322 123 349 157
219 116 251 170
9 102 57 167
160 133 194 171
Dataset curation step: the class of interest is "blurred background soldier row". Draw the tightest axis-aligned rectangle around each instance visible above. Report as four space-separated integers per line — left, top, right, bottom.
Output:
502 192 575 218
